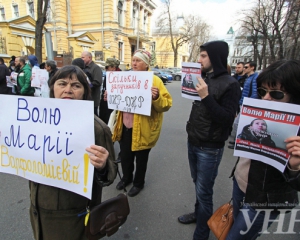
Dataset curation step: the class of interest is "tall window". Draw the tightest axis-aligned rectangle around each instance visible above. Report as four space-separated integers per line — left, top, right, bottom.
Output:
132 9 136 28
118 1 123 25
13 4 19 18
0 7 5 20
28 1 35 18
151 42 156 52
118 42 123 61
46 1 51 22
143 14 147 32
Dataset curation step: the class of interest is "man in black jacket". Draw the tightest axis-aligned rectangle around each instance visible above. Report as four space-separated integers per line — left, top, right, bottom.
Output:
178 41 241 240
232 61 247 89
0 57 10 94
81 51 103 116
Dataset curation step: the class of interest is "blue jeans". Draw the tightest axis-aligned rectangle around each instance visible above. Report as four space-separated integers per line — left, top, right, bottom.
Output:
188 142 224 240
226 178 279 240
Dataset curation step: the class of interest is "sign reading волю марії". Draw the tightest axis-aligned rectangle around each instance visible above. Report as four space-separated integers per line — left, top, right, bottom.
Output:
0 95 95 199
106 71 153 116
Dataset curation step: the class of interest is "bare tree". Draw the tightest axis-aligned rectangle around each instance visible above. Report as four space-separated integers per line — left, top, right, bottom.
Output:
35 0 49 63
237 0 299 67
284 0 300 60
156 0 210 66
187 17 211 62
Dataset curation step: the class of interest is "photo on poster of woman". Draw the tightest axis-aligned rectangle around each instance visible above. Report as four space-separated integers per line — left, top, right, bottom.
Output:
234 98 300 172
181 62 201 100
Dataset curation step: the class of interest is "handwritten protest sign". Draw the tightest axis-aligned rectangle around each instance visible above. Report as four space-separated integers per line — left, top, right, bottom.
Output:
234 98 300 172
106 71 153 116
0 95 95 199
181 62 201 100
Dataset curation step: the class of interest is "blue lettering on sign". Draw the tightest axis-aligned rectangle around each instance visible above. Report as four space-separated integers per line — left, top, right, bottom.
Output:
17 98 61 125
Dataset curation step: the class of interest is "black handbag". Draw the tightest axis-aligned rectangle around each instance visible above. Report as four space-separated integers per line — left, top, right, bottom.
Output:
85 169 130 240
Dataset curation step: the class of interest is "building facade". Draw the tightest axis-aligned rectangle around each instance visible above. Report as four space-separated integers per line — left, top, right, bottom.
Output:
151 16 190 68
0 0 157 68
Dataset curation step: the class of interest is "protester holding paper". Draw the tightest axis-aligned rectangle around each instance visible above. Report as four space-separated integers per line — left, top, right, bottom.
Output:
0 57 10 94
112 49 172 197
15 56 35 96
29 65 117 240
228 59 300 240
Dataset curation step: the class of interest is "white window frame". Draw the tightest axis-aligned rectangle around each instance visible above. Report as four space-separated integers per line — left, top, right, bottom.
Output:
12 4 19 18
46 1 52 22
117 0 123 26
118 41 124 61
27 1 35 18
0 7 5 20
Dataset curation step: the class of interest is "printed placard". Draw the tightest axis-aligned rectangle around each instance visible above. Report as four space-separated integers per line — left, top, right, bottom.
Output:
31 68 49 88
181 62 201 100
233 97 300 172
0 95 95 199
106 71 153 116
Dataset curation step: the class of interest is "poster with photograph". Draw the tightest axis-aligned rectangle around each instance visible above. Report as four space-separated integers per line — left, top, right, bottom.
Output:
181 62 201 100
233 98 300 172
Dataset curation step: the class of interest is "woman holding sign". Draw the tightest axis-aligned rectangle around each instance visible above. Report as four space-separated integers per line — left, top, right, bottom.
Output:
227 59 300 239
29 65 117 240
112 49 172 197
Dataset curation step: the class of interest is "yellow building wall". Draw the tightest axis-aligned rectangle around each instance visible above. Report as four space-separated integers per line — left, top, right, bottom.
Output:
2 0 157 66
153 35 189 68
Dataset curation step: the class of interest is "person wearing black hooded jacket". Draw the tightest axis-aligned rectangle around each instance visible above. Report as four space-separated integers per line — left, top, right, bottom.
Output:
178 41 241 240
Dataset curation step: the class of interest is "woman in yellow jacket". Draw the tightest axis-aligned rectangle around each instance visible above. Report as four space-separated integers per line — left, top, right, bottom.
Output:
112 49 172 197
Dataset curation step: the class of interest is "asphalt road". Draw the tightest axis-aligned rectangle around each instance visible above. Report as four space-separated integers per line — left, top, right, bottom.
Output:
0 80 299 240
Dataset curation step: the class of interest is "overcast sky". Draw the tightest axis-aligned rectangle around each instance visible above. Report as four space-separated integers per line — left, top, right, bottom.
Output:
152 0 250 39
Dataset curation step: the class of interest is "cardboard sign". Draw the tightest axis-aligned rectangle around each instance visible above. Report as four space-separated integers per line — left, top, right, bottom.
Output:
233 98 300 172
106 71 153 116
0 95 95 199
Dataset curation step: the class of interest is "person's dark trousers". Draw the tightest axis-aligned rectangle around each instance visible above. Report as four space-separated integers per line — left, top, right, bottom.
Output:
120 125 151 188
188 141 224 240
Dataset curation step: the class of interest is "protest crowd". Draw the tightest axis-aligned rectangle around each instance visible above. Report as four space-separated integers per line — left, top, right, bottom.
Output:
1 43 300 240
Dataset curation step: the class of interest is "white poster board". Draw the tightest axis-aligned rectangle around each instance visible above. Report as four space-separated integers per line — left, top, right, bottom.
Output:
31 68 50 98
233 98 300 172
181 62 202 100
106 71 153 116
10 72 18 81
0 95 95 199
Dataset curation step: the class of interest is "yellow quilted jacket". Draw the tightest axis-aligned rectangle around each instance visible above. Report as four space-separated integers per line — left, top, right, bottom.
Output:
112 75 172 151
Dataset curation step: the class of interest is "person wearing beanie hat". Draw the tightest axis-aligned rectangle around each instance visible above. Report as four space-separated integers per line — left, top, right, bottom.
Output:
132 49 151 70
104 58 119 68
112 49 172 197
